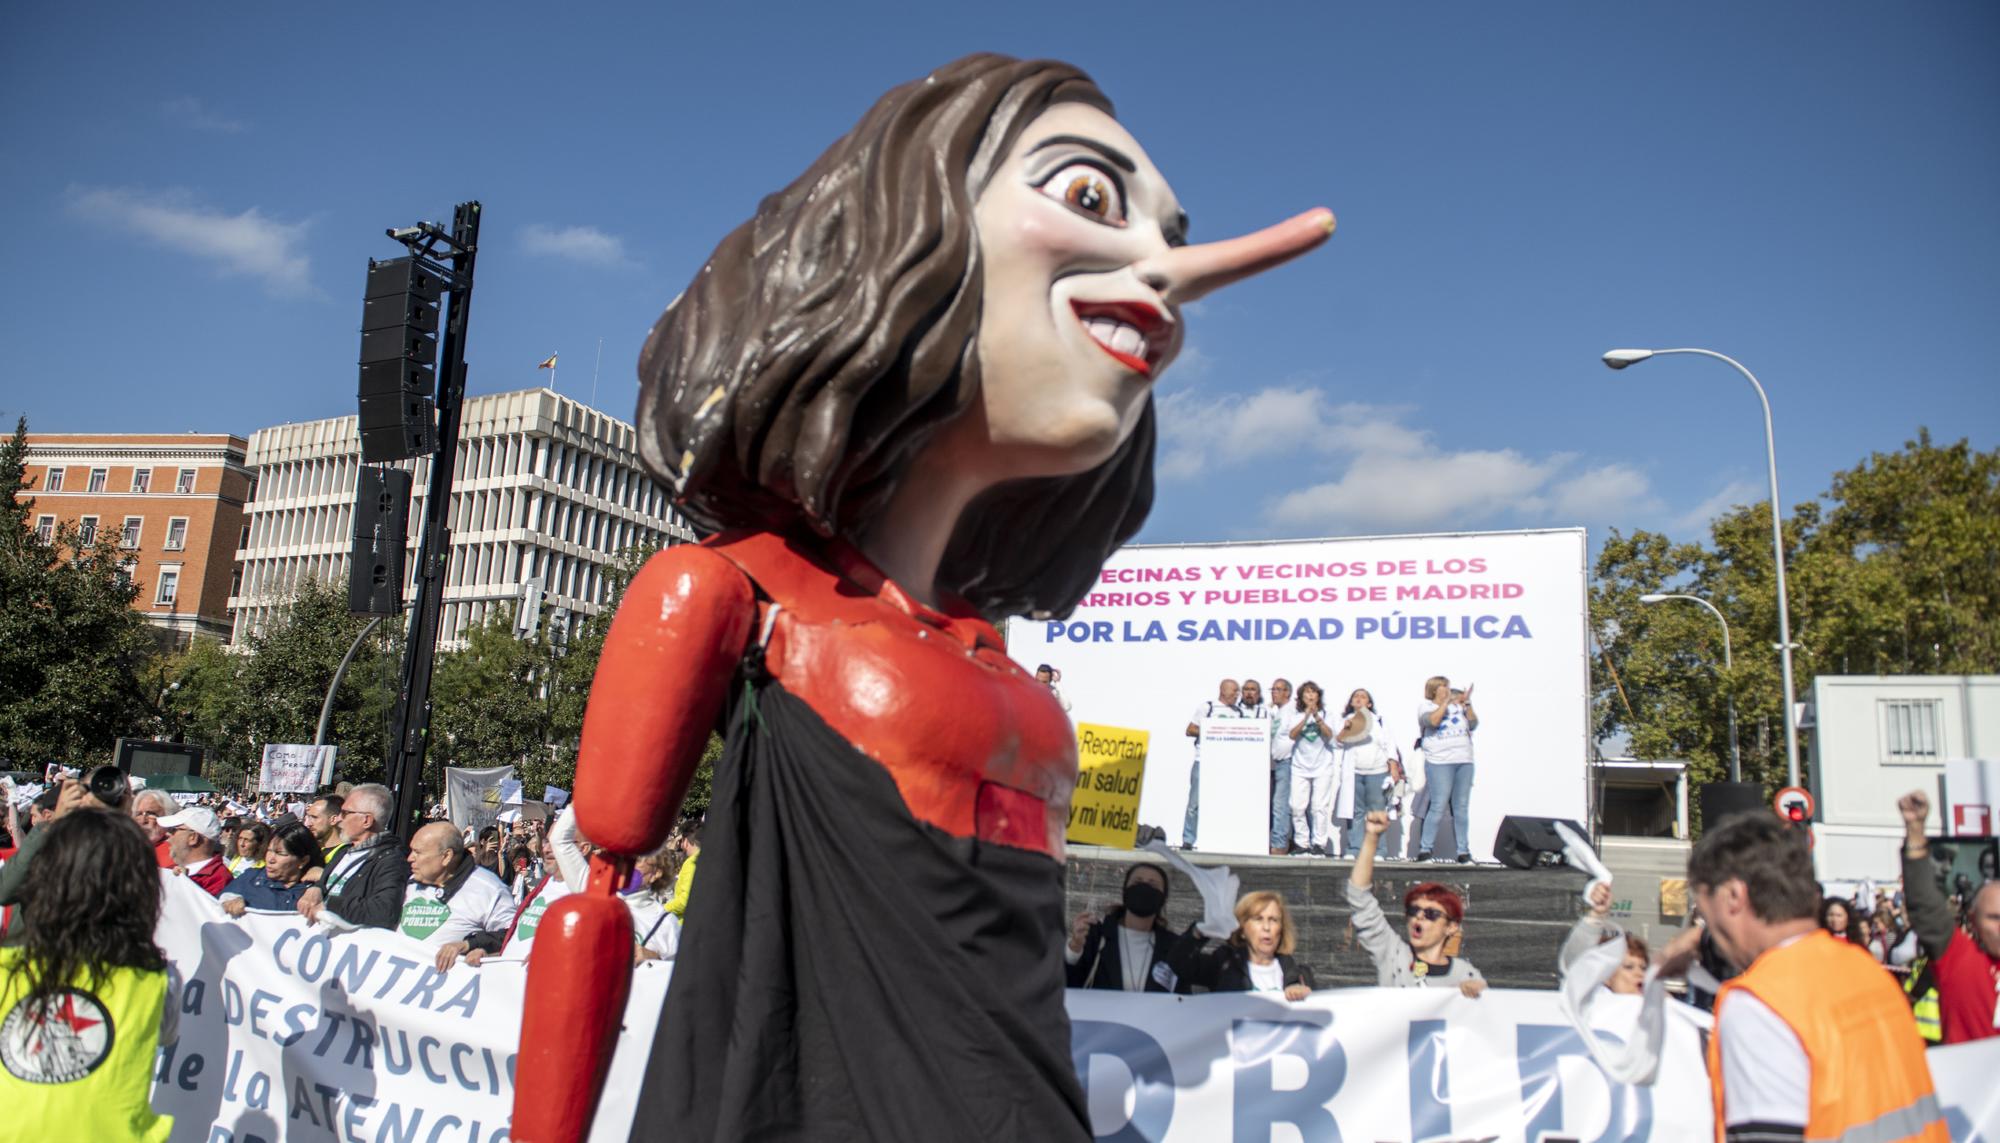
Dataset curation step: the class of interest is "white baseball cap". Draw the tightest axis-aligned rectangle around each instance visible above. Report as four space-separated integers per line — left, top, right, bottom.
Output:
158 806 222 840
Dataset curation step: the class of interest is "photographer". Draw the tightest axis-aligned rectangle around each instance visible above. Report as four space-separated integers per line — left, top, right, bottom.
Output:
0 767 143 940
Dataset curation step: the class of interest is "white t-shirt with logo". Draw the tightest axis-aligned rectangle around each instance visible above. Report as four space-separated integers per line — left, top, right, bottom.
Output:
398 865 518 947
1189 700 1247 762
1417 701 1475 764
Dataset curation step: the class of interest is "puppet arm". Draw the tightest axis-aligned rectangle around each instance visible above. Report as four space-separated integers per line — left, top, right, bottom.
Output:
513 544 755 1143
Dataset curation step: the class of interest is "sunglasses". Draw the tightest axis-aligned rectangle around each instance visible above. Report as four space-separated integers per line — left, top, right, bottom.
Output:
1406 906 1450 923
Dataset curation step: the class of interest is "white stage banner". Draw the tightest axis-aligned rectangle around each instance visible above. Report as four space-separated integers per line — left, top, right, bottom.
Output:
1007 530 1592 860
1197 718 1270 854
150 874 666 1143
258 744 335 794
444 765 515 834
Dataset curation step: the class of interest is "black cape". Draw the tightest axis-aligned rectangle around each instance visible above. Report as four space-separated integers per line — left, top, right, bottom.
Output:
629 680 1091 1141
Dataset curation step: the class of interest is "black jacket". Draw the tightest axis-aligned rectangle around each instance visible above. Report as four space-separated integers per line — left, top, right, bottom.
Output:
323 832 411 930
1193 941 1315 993
1068 912 1200 994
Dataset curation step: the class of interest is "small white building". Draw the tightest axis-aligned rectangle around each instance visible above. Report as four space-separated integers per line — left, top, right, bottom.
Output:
1807 674 2000 881
232 387 698 647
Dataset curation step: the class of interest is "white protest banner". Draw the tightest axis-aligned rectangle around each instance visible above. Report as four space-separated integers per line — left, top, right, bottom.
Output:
151 874 666 1143
544 785 570 808
1066 986 2000 1140
444 765 515 834
258 744 335 794
147 869 2000 1142
1196 718 1269 854
1008 530 1590 860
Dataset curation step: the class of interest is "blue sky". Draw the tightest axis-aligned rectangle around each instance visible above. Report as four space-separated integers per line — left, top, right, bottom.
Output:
3 2 1994 549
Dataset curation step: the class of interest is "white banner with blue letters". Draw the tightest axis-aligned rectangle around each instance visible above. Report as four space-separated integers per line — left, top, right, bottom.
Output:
150 874 1999 1140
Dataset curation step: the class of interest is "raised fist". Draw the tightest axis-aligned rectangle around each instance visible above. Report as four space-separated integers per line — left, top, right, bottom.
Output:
1897 790 1929 827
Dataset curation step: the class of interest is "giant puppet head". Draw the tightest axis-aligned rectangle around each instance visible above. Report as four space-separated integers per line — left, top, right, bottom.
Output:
636 53 1331 619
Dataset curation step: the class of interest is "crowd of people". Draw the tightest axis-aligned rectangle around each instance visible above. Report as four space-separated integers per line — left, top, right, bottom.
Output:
0 757 1992 1140
1176 672 1479 862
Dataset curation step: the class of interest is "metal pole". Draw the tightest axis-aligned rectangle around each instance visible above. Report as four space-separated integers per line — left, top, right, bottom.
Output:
1653 593 1742 783
1650 349 1801 788
386 201 481 834
315 615 383 746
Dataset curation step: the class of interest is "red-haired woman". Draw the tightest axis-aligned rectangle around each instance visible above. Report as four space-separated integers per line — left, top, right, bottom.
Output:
1348 811 1487 995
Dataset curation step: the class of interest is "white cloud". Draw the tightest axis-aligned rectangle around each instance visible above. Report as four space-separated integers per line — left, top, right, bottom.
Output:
1546 464 1663 522
1159 382 1661 533
67 186 312 295
521 223 632 267
161 96 246 133
1670 478 1762 536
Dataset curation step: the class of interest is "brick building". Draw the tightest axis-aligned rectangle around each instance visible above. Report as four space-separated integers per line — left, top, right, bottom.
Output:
16 433 253 643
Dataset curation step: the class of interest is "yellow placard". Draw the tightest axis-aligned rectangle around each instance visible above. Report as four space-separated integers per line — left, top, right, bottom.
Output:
1067 722 1149 848
1660 878 1688 918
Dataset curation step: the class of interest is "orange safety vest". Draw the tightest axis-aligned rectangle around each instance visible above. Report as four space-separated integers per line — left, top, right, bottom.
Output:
1707 930 1946 1143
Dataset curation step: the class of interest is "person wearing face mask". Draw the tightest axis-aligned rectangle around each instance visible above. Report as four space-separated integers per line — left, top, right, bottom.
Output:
1348 811 1486 996
1188 891 1314 1000
1064 863 1195 993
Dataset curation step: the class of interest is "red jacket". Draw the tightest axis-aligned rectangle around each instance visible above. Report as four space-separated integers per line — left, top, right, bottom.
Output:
1936 928 2000 1044
184 856 231 897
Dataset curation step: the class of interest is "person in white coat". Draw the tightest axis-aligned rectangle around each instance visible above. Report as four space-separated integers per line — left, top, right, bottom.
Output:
1286 681 1339 855
1335 688 1398 856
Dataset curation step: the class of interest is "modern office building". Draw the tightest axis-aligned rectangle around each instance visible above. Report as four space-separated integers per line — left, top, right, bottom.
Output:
14 433 253 643
231 387 697 646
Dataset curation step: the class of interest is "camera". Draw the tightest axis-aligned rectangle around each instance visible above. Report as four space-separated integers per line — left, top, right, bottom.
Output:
83 764 130 809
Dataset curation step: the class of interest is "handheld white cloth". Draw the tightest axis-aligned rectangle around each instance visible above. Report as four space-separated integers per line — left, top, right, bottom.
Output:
1144 841 1241 940
1551 824 1673 1085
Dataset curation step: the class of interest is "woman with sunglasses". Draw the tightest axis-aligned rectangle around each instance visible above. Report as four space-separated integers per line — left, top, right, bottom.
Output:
1348 810 1486 996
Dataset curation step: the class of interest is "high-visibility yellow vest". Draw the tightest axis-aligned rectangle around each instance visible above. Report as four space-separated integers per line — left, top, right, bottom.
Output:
0 948 172 1143
1902 958 1942 1044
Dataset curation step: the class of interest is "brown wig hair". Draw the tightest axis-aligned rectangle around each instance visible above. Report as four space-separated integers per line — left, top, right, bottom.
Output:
635 52 1154 620
1229 890 1298 956
16 809 166 1006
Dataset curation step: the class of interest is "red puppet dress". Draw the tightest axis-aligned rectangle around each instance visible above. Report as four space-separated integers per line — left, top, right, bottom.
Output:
571 530 1089 1140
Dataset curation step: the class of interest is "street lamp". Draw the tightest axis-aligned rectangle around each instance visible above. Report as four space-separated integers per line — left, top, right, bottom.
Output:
1604 347 1801 788
1640 592 1742 782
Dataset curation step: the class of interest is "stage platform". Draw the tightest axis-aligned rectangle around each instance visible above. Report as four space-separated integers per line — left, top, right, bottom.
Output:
1065 846 1589 990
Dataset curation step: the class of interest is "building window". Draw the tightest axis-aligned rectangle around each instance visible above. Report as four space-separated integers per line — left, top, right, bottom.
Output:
165 517 188 551
79 516 99 546
132 468 152 493
177 468 196 494
87 468 108 493
155 569 180 607
1880 699 1942 762
45 468 64 491
120 517 143 548
35 515 54 543
229 568 242 597
117 560 136 590
239 524 250 550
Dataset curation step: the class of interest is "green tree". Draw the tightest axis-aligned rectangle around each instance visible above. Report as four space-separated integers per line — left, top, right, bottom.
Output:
1593 431 1999 805
228 577 397 786
0 416 158 766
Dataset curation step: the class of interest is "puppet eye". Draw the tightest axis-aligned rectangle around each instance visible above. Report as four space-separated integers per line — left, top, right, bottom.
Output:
1039 164 1125 226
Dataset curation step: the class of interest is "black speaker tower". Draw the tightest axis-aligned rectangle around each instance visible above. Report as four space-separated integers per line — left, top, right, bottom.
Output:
1492 815 1589 870
357 256 443 463
356 202 482 834
347 466 412 616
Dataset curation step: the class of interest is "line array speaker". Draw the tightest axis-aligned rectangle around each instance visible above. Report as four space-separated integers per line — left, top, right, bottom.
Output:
347 465 412 616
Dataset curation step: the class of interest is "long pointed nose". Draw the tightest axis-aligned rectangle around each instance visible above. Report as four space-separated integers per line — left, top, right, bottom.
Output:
1141 207 1335 307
